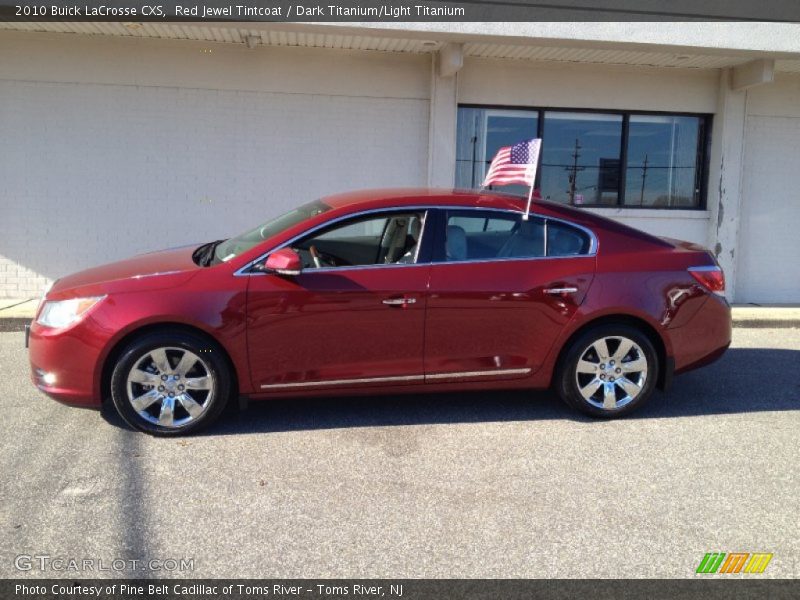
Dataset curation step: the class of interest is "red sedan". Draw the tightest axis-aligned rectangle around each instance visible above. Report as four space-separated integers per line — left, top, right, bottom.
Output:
27 189 731 435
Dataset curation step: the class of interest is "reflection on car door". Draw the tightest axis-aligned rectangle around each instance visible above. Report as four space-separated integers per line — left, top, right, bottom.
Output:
246 211 430 391
424 209 595 382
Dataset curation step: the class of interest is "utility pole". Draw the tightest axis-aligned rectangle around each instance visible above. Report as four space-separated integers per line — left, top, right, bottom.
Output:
567 138 583 204
470 113 480 189
639 153 649 205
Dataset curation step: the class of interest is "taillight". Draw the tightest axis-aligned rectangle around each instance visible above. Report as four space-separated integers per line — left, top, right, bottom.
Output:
688 266 725 295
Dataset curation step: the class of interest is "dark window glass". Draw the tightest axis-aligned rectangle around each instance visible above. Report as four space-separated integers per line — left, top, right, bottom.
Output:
443 211 545 261
540 111 623 206
293 212 424 268
547 221 592 256
456 108 538 196
624 115 702 207
441 211 592 261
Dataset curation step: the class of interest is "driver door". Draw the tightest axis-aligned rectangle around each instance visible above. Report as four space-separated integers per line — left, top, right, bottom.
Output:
246 210 430 391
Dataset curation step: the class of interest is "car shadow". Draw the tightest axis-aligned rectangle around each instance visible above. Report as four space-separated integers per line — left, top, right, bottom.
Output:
101 347 800 436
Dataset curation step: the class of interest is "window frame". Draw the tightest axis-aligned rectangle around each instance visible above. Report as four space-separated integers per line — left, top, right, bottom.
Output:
238 208 434 275
236 206 598 276
457 104 712 211
430 207 597 264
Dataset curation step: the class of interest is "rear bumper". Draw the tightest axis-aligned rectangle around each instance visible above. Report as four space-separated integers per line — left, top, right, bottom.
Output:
28 320 104 407
670 293 732 375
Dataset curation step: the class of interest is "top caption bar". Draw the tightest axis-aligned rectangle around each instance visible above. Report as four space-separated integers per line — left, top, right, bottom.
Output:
3 0 800 22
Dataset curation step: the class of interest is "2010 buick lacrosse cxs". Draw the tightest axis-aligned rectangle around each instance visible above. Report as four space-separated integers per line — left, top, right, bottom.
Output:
27 189 731 435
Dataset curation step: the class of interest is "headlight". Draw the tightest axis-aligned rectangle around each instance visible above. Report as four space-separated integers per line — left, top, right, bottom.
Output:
36 296 105 329
36 281 55 314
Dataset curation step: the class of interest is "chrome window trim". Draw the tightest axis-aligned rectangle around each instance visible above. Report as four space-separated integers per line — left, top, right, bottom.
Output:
234 205 598 277
259 367 532 390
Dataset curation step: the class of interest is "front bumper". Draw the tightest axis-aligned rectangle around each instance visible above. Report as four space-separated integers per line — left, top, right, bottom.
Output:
28 320 104 407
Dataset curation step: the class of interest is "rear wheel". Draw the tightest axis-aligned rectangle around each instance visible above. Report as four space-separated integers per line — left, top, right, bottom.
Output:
110 331 231 435
556 324 658 418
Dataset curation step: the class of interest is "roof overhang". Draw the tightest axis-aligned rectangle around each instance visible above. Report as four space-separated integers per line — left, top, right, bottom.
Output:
2 21 800 73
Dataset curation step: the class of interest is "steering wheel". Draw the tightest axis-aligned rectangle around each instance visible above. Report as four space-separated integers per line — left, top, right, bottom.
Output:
309 245 323 269
307 246 350 268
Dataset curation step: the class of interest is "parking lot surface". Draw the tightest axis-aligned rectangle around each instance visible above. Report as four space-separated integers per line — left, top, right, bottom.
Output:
1 328 798 578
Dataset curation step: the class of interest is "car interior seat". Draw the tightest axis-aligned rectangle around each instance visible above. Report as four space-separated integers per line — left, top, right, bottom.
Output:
497 218 544 258
396 217 422 263
446 225 468 261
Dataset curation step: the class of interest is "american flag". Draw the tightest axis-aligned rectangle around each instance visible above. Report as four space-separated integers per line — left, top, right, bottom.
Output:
482 138 541 188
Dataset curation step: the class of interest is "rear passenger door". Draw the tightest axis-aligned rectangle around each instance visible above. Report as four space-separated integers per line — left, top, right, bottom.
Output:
424 209 596 381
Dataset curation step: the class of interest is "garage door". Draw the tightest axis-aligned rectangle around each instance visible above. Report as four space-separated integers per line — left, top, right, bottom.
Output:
737 114 800 303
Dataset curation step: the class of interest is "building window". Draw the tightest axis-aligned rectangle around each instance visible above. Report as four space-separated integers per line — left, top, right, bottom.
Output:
456 106 710 209
541 111 623 206
456 108 539 198
624 114 704 208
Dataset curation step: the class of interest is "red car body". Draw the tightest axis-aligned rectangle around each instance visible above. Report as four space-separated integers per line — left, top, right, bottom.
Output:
28 189 731 412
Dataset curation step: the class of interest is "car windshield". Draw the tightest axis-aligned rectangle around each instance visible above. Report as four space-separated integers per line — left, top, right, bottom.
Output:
212 199 331 264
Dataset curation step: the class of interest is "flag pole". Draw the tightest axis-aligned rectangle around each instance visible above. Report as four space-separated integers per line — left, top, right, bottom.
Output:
523 182 534 221
523 138 541 221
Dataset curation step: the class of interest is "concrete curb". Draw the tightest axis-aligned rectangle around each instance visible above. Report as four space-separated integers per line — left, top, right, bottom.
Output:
732 319 800 329
0 319 31 333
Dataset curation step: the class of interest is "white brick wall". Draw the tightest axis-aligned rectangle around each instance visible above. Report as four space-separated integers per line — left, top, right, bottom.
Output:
0 77 429 298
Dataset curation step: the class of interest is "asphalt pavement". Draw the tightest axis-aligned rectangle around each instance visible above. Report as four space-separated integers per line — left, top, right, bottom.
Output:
1 328 798 579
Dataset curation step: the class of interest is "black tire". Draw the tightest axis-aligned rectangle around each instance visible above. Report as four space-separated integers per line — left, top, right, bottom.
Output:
556 324 658 418
110 330 232 436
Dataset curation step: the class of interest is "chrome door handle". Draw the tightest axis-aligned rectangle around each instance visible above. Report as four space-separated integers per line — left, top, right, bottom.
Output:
544 287 578 295
382 297 417 306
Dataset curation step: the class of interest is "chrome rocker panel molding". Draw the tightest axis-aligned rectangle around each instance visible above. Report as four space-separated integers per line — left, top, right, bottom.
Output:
260 367 532 390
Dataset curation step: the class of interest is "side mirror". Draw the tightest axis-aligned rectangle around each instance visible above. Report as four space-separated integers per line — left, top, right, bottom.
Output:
264 248 303 276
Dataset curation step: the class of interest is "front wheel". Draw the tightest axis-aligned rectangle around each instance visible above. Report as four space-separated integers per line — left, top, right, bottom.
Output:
110 331 232 435
556 324 658 418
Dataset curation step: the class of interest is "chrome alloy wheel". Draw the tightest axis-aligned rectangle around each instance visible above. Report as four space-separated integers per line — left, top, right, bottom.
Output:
574 336 648 410
125 347 215 428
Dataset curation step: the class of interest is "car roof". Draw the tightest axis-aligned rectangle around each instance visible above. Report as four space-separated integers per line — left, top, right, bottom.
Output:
321 188 521 211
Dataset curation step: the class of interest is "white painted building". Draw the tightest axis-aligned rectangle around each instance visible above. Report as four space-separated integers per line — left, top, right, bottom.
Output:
1 21 799 303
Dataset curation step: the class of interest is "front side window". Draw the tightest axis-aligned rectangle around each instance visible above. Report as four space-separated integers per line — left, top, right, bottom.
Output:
455 106 709 209
292 212 425 269
439 210 591 262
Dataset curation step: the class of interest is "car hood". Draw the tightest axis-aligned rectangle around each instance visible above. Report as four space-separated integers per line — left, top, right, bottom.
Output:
49 244 202 299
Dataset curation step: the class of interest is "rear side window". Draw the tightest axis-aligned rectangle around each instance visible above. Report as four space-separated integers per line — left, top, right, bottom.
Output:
546 220 592 256
439 210 591 262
